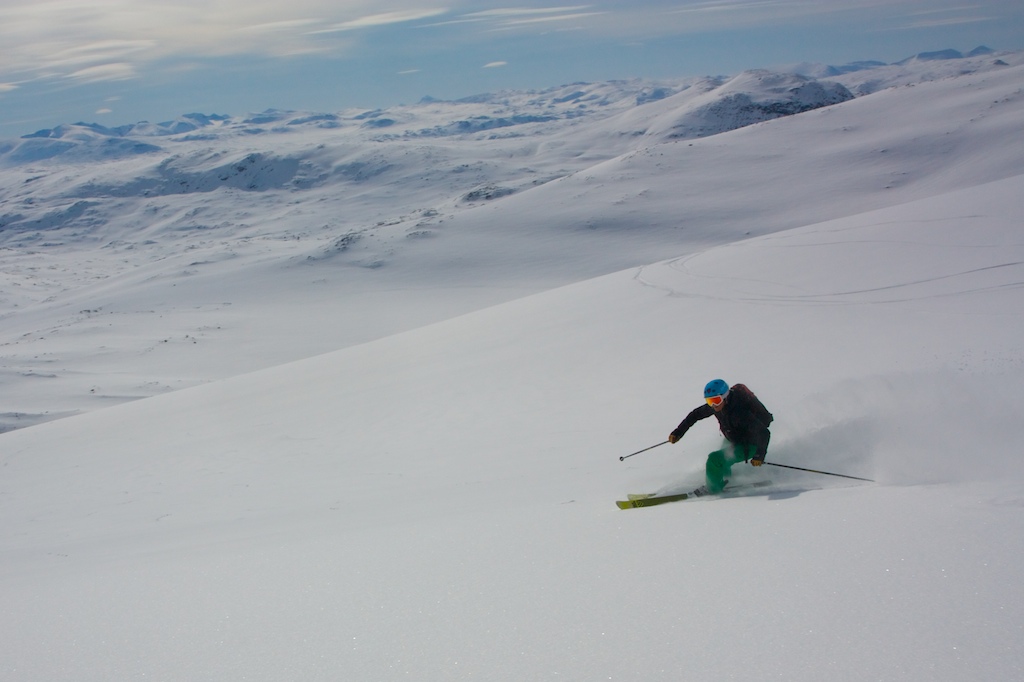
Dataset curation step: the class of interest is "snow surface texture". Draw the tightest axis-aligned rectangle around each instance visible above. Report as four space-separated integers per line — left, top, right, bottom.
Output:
1 49 1023 681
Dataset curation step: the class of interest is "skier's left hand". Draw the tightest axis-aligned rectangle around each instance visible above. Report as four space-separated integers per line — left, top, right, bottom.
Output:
750 457 764 467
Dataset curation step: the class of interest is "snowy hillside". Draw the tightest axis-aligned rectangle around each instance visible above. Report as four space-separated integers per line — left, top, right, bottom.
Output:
2 49 1023 433
1 48 1024 679
2 173 1022 681
640 70 853 140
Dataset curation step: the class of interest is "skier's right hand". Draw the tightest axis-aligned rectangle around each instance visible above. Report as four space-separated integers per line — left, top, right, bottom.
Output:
668 433 679 444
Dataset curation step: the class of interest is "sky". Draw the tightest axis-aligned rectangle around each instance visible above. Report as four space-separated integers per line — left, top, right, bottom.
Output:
1 0 1022 138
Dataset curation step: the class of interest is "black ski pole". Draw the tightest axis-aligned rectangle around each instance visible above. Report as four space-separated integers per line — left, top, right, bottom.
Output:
619 440 671 461
764 461 874 482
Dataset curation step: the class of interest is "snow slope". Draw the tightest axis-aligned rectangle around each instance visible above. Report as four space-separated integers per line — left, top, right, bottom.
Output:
1 174 1022 681
1 49 1024 680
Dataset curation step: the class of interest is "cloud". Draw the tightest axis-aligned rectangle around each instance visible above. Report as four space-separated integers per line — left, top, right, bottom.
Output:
668 0 793 15
651 0 927 33
483 61 508 68
496 12 606 27
900 15 994 28
236 19 323 35
462 6 593 19
45 40 156 70
312 9 449 34
449 1 876 37
0 0 1020 93
458 6 606 29
0 2 449 85
66 63 136 83
0 83 18 93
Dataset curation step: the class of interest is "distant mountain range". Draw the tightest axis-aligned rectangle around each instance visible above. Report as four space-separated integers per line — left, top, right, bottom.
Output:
2 46 1004 151
897 45 995 63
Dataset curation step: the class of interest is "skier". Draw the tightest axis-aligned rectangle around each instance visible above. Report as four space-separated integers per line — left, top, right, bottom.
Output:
668 379 773 494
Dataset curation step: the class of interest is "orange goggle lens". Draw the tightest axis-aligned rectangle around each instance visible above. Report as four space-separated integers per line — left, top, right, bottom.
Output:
706 394 726 407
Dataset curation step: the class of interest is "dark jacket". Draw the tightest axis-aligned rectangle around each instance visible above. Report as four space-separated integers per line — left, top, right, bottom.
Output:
671 384 773 460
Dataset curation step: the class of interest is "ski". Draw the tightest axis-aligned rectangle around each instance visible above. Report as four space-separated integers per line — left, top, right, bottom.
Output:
617 490 700 509
616 480 771 509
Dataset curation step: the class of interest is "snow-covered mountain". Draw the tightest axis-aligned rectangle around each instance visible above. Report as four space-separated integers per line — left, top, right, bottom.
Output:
1 48 1024 680
640 70 853 140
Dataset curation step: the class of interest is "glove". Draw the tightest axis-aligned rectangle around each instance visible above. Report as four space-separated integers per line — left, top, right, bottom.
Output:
668 433 679 444
750 457 764 467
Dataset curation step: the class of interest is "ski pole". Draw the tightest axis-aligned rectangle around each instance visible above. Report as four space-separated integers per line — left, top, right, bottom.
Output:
619 440 671 461
764 461 874 482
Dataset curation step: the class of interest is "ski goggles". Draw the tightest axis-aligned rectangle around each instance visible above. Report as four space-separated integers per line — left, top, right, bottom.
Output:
705 393 728 407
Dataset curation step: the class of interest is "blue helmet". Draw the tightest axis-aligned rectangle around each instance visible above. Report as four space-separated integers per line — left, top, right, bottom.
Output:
704 379 730 398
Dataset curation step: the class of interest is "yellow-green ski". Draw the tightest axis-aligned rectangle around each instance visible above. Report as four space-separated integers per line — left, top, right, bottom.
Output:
617 491 698 509
616 481 771 509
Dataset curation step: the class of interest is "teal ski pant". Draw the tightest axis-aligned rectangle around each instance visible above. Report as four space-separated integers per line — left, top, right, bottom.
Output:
706 443 758 493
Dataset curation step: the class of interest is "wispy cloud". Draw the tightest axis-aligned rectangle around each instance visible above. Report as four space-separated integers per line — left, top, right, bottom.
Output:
312 9 449 34
901 15 993 28
663 0 893 23
0 0 1019 96
896 6 995 28
462 6 593 19
445 0 901 39
44 40 156 70
668 0 798 15
0 1 613 90
904 4 989 16
458 6 606 29
0 2 449 87
424 6 599 29
655 0 927 33
497 12 606 27
236 19 323 35
66 62 137 83
483 61 508 68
